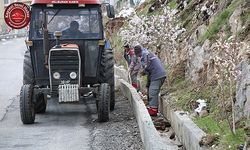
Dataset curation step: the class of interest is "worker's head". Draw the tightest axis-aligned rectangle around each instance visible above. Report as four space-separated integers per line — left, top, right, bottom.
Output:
134 45 142 57
124 44 130 52
69 21 79 32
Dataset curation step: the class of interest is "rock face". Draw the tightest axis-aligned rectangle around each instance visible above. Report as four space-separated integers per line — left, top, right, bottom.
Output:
186 46 203 81
169 0 250 121
229 6 242 34
186 39 211 82
236 60 250 121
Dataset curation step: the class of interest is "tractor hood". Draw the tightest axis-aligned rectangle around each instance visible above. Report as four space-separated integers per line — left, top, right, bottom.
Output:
59 44 79 49
31 0 101 5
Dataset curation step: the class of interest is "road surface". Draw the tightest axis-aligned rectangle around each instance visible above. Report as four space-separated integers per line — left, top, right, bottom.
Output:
0 38 24 120
0 38 143 150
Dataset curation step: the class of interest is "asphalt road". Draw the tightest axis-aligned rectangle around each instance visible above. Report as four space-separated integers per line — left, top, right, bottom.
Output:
0 97 92 150
0 38 24 120
0 38 143 150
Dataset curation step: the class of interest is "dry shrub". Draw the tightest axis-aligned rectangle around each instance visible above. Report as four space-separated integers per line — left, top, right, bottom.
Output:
106 17 125 38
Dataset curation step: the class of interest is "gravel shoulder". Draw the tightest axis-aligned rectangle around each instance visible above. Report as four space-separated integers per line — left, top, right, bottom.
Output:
90 90 144 150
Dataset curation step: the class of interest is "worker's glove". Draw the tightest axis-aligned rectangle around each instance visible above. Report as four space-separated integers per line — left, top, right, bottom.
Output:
140 71 146 76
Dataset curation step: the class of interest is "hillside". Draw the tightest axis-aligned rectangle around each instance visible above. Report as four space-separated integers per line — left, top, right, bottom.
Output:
107 0 250 149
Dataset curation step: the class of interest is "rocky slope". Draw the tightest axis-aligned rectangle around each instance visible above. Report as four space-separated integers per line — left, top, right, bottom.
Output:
107 0 250 149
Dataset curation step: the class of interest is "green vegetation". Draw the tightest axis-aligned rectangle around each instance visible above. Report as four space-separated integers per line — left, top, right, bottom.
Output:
168 0 177 10
177 0 200 38
238 4 250 40
179 0 196 24
136 0 152 16
148 7 165 16
116 0 123 10
195 116 245 150
224 23 232 40
240 12 250 25
170 79 212 111
136 0 167 16
240 2 250 25
168 77 245 149
199 0 244 43
110 34 127 66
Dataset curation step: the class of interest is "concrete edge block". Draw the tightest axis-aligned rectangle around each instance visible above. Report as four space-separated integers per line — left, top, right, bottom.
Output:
160 97 207 150
115 75 121 90
119 79 175 150
114 65 129 82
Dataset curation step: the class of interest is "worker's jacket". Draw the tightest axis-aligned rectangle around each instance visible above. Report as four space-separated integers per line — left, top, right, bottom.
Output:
141 52 166 81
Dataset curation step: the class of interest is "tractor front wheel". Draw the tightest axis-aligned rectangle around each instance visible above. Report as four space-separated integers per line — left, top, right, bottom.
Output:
97 83 110 122
20 84 35 124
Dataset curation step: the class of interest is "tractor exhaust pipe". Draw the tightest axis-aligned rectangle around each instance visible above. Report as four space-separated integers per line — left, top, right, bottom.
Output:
54 31 62 48
42 11 49 68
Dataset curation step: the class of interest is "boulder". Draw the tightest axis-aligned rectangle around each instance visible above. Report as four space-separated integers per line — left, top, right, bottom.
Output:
186 45 203 81
189 24 207 47
186 39 211 82
235 60 250 121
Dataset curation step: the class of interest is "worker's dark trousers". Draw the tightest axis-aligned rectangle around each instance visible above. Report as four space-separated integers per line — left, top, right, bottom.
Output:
148 77 165 108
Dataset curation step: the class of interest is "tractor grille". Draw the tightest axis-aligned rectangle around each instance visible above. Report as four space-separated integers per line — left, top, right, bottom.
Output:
49 50 80 93
58 84 79 102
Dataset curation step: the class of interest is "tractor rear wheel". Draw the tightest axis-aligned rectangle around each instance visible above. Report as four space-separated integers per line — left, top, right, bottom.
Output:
35 93 47 114
23 51 34 85
20 84 35 124
99 49 115 111
97 83 110 122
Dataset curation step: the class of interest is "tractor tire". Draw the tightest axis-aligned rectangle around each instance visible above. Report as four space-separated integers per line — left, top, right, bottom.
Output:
35 93 47 114
20 84 35 124
99 49 115 111
97 83 110 122
23 51 34 85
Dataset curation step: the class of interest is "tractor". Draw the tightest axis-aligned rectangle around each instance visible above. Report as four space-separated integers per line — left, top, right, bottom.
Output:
20 0 115 124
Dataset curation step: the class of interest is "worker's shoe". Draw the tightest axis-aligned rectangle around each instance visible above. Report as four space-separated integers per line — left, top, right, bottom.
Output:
132 82 138 89
147 107 158 116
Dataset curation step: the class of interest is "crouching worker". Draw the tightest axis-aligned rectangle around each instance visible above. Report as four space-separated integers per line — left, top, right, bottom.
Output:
134 45 166 116
123 44 134 65
129 53 141 90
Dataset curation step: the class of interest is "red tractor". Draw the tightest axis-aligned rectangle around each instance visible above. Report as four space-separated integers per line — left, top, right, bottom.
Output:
18 0 115 124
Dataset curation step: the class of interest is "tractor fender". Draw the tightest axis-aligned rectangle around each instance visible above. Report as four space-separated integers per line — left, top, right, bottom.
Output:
104 40 112 50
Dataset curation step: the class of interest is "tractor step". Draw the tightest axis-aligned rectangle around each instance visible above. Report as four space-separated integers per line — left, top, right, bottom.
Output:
58 84 79 102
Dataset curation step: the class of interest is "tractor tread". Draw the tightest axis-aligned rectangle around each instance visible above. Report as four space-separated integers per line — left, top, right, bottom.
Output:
98 83 110 122
99 49 115 111
20 84 35 124
23 51 34 85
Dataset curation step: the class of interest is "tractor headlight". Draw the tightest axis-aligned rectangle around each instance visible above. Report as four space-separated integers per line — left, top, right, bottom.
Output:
53 72 60 79
70 72 77 79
